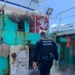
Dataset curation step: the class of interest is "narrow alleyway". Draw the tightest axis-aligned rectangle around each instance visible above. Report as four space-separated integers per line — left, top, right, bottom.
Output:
29 64 75 75
50 65 62 75
51 64 75 75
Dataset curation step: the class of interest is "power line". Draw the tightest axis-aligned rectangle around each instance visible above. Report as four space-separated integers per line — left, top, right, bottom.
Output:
0 0 6 11
26 0 33 14
61 14 75 20
50 7 75 20
58 7 75 15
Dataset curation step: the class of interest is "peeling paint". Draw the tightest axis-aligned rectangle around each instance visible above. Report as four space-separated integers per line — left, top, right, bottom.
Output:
15 31 18 45
22 32 26 45
0 15 2 30
10 45 29 75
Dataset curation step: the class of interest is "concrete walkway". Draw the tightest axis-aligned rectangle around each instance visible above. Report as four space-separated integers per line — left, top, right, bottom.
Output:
29 64 75 75
50 65 63 75
51 64 75 75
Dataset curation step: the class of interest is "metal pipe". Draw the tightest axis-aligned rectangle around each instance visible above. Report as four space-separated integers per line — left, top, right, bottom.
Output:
50 7 75 20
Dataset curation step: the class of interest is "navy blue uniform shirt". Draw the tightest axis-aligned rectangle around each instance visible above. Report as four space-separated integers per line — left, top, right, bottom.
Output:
33 39 58 62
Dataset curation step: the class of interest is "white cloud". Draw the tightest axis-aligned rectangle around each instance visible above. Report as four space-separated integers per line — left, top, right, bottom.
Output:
51 24 57 27
60 24 65 26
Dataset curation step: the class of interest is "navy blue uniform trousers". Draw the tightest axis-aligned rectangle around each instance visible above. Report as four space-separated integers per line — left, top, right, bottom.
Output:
39 63 53 75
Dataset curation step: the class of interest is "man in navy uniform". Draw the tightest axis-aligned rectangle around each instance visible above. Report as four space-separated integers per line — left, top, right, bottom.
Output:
33 31 58 75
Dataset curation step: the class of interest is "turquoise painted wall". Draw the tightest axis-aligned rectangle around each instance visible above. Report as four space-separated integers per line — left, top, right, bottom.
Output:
24 21 30 32
60 37 67 42
0 56 8 75
0 14 40 75
2 14 17 31
0 31 40 45
2 14 30 32
1 14 40 45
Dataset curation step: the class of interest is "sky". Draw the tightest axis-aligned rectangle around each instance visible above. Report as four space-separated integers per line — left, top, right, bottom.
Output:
40 0 75 32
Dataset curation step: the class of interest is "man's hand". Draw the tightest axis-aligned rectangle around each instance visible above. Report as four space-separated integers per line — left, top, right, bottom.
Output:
33 62 37 69
54 61 58 66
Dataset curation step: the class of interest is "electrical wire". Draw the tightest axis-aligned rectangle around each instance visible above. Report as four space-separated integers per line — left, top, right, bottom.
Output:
0 0 6 11
0 0 6 30
61 14 75 20
26 0 33 14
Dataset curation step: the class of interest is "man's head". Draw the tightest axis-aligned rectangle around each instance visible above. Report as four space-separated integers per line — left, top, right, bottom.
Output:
40 31 46 38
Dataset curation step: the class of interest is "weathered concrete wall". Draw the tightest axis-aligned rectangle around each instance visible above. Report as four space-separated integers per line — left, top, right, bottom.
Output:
10 45 29 75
